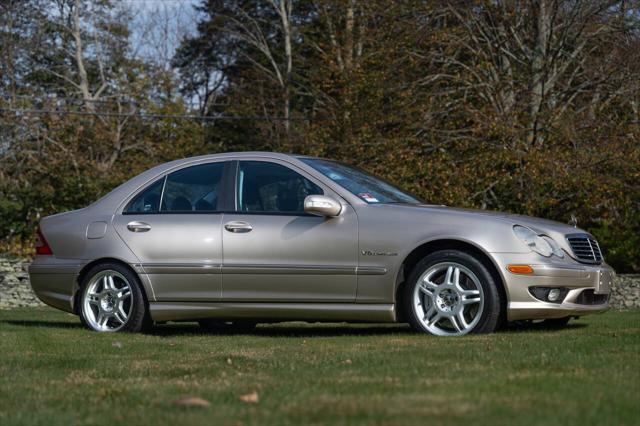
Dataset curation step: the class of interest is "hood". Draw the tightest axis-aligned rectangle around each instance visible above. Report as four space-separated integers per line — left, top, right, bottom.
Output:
392 204 578 228
422 206 581 234
377 203 591 255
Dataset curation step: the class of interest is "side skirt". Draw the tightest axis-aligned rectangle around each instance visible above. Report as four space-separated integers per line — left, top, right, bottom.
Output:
149 302 396 323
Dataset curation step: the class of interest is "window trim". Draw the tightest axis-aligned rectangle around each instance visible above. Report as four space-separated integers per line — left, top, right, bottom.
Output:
121 160 229 215
123 210 226 216
232 159 328 216
157 175 168 212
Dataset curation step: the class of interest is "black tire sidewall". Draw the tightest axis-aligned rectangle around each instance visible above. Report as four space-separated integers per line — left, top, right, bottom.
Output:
403 249 502 335
79 262 149 332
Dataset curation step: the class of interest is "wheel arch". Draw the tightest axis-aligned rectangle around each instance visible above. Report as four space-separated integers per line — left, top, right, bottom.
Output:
73 257 150 315
394 239 507 324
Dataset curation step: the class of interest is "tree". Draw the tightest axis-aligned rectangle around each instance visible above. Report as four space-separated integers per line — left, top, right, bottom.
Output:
1 0 638 271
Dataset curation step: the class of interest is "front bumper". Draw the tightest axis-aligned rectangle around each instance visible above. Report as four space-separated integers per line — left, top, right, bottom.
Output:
492 253 614 321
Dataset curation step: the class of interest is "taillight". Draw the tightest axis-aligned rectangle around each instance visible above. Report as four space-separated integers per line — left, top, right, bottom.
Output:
35 226 53 255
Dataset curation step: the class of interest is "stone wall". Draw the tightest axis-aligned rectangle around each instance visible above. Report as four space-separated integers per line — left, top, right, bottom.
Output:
0 257 44 309
610 274 640 309
1 256 639 310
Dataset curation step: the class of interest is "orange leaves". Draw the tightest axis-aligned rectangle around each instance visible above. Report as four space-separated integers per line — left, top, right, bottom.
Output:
239 391 259 404
171 396 211 408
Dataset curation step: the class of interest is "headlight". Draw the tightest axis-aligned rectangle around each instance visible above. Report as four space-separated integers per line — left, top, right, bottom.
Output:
513 225 554 257
542 236 564 258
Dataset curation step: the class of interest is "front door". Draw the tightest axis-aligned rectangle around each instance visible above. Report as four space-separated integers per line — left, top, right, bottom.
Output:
222 160 358 302
113 161 227 301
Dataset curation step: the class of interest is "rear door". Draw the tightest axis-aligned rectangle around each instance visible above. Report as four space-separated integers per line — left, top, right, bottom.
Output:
113 161 228 301
221 159 358 302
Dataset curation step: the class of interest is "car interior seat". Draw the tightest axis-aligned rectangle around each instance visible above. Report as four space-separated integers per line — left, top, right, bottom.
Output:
171 196 192 211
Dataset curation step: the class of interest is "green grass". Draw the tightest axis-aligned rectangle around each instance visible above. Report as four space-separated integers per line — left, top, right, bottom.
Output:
0 309 639 426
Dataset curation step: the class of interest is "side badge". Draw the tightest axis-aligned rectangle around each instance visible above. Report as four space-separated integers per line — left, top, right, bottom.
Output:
361 250 398 257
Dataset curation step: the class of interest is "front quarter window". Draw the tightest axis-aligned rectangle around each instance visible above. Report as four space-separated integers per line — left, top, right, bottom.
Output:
237 161 323 214
301 158 421 204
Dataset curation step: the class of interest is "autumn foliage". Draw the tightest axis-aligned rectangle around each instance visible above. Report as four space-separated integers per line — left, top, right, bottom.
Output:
0 0 638 271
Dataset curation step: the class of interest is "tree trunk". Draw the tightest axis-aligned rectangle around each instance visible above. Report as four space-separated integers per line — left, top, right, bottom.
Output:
344 0 355 73
279 0 293 135
72 0 95 113
528 0 550 146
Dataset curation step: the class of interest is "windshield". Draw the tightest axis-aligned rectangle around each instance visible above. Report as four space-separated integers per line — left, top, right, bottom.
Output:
301 158 422 204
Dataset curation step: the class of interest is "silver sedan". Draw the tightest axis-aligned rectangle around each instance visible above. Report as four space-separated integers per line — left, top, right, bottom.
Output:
29 152 614 335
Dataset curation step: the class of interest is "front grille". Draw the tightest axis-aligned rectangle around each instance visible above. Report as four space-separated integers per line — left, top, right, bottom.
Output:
566 234 603 264
575 289 609 305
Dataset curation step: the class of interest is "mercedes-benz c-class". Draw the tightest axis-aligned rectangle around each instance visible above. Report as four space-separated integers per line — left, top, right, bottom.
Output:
29 152 613 335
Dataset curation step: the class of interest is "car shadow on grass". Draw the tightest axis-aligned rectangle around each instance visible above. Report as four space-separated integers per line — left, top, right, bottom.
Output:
1 319 83 329
149 322 416 337
1 317 415 336
150 322 588 337
500 321 588 333
0 318 588 336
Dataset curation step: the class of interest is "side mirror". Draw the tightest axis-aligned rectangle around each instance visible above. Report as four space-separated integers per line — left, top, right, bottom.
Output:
304 195 342 217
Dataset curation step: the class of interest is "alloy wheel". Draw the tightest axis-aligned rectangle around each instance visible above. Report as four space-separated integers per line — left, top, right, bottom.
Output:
412 262 484 336
82 270 133 332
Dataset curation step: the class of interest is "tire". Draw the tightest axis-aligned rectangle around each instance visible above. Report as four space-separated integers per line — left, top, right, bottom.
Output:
403 249 502 336
79 262 151 333
198 319 257 333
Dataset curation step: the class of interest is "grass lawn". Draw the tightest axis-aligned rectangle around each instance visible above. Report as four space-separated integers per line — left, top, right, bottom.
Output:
0 308 639 426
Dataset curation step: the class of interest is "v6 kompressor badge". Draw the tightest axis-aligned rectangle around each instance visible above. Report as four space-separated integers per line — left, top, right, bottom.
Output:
361 250 398 256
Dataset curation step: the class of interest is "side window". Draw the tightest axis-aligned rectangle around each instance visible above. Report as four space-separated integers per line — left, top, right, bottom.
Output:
237 161 323 214
162 162 224 212
124 179 164 214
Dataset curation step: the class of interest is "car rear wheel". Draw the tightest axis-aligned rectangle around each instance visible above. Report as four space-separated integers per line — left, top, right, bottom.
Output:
403 250 502 336
79 263 150 332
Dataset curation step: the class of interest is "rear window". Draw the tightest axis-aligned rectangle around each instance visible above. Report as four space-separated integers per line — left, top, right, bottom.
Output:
124 179 164 214
123 162 225 214
162 163 224 212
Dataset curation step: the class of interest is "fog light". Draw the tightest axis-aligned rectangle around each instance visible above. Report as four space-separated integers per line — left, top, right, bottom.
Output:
548 288 561 302
529 287 569 304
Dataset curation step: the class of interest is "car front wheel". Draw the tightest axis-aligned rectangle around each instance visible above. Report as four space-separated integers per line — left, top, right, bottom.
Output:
403 250 502 336
79 263 150 332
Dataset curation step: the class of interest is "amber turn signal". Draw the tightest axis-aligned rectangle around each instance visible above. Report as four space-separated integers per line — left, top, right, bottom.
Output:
507 264 534 275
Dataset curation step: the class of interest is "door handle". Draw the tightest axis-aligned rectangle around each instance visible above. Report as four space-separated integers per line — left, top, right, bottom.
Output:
127 221 151 232
224 221 253 233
